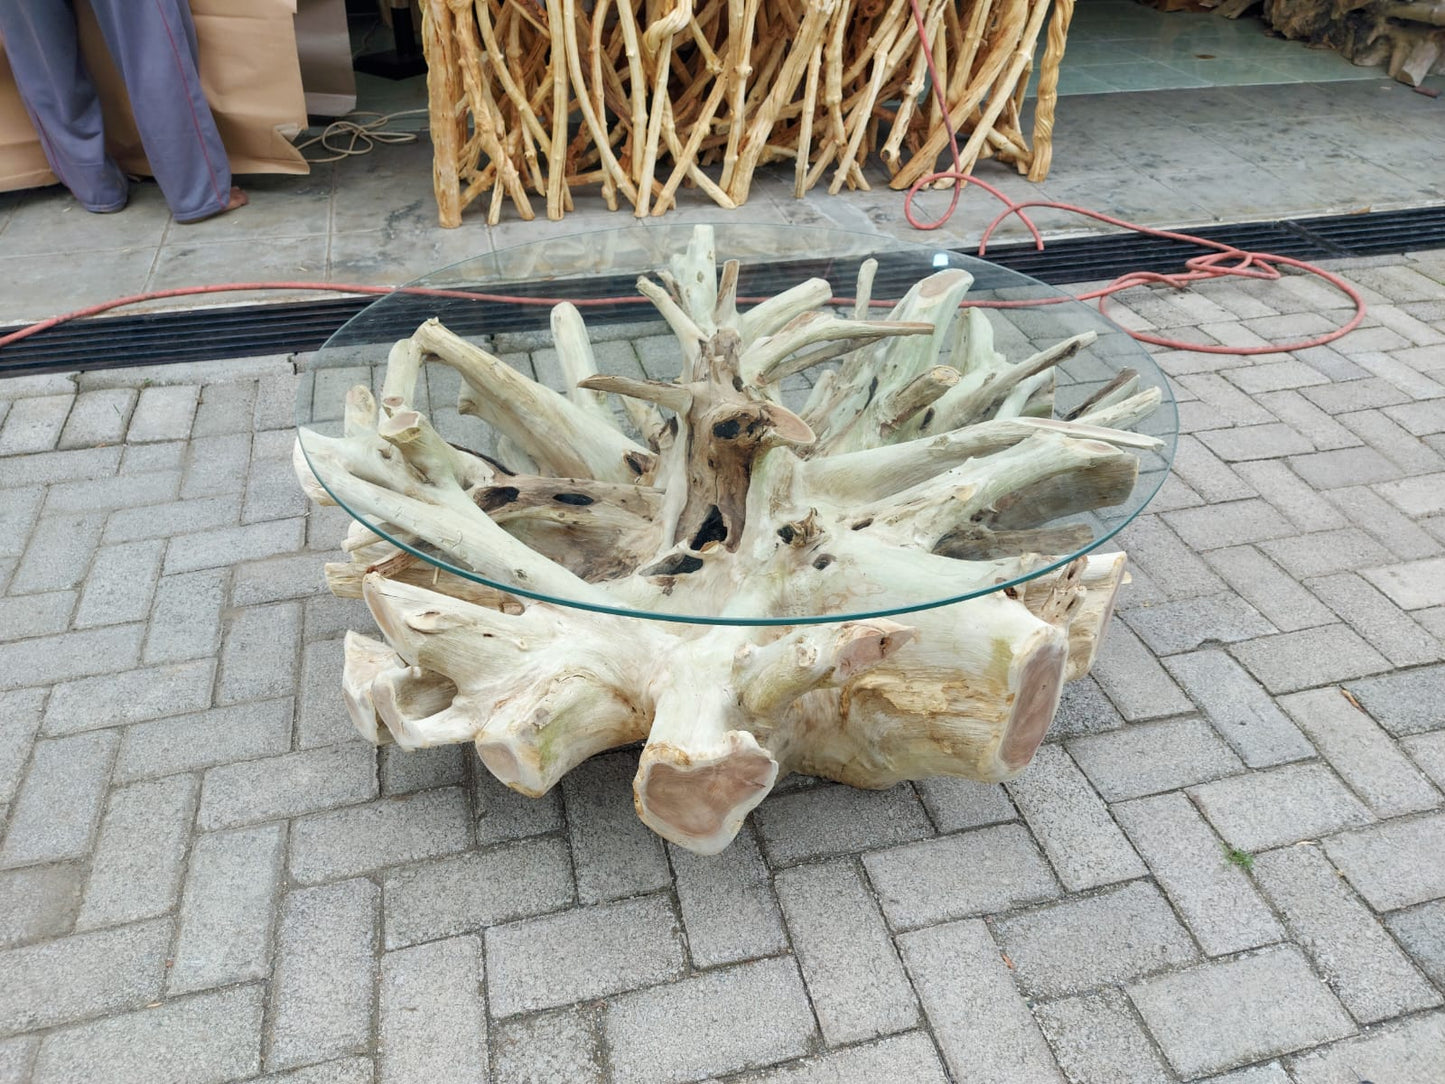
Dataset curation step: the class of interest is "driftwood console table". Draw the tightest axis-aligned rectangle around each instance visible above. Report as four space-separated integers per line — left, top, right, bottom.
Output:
418 0 1075 226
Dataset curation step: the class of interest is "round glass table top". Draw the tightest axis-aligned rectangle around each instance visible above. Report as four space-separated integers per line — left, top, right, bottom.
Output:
296 223 1177 625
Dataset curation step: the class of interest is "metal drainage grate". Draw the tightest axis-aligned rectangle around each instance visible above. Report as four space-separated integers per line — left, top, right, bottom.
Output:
3 203 1443 376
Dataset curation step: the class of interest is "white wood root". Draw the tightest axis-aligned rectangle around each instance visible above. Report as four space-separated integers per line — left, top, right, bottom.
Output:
296 226 1161 854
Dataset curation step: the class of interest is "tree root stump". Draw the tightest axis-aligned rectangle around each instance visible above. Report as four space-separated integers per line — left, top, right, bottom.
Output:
295 226 1165 854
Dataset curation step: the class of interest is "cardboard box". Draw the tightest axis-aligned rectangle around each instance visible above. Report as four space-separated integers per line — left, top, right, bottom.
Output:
0 0 310 193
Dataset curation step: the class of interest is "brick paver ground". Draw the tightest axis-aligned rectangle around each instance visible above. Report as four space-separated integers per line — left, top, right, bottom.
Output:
0 251 1443 1083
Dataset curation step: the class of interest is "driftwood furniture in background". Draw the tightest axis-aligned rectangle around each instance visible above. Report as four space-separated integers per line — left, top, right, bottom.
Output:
1263 0 1445 85
420 0 1074 226
1143 0 1445 86
294 226 1164 854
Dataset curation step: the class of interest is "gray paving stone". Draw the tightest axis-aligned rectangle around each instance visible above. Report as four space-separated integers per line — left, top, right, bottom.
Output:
1362 555 1445 611
668 826 787 969
1068 717 1243 801
127 384 199 442
492 1007 604 1084
1385 900 1445 987
1404 731 1445 787
775 859 918 1044
57 387 134 449
1164 499 1297 551
0 730 117 867
0 591 74 640
993 880 1197 998
1254 843 1440 1023
301 594 371 644
1377 471 1445 516
1328 484 1443 560
379 743 465 794
1288 1010 1445 1084
473 768 565 844
1235 458 1347 533
0 688 44 809
10 510 103 594
115 697 292 781
254 370 303 432
1303 377 1412 415
898 918 1063 1084
169 824 286 995
1344 665 1445 736
42 469 181 516
563 752 670 904
914 778 1016 831
1196 422 1315 461
1115 514 1228 599
42 658 215 735
0 1037 35 1084
604 957 816 1084
1262 530 1397 585
733 1031 948 1084
0 445 119 487
379 935 487 1084
297 638 357 748
1280 688 1440 816
1340 407 1445 474
1033 988 1171 1084
1089 623 1194 722
1384 399 1445 437
1231 625 1391 695
863 823 1060 930
0 917 170 1036
1121 593 1275 656
142 567 227 664
1005 744 1145 890
487 894 685 1017
289 787 473 885
1177 373 1277 425
244 454 311 524
1288 446 1402 489
1198 1064 1292 1084
1258 390 1361 451
103 494 235 545
1047 676 1125 739
1203 545 1337 632
0 393 71 455
118 439 186 474
1305 572 1442 667
217 600 301 706
190 379 259 437
753 782 932 866
1129 946 1355 1079
77 773 198 929
164 517 305 575
0 864 84 949
242 1063 372 1084
0 486 43 558
1324 814 1445 910
268 879 379 1071
1114 792 1284 957
1191 763 1374 852
231 553 329 606
200 742 377 830
31 985 263 1084
383 837 575 949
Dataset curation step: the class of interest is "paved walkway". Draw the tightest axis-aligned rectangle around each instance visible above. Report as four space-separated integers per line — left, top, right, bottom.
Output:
0 250 1443 1083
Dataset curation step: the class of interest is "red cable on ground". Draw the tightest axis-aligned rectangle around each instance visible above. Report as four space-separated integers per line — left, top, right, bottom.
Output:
0 5 1367 358
900 0 1366 355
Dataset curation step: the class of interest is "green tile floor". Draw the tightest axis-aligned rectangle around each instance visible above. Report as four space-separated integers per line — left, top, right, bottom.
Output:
1045 0 1377 95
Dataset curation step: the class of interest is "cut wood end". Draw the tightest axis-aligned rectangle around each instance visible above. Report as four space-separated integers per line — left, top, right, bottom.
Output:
635 732 779 854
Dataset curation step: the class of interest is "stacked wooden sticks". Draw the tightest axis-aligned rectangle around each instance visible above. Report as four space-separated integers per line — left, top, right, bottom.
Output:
421 0 1074 226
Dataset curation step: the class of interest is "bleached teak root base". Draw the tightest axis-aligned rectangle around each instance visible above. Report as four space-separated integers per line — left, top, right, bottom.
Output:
295 227 1161 854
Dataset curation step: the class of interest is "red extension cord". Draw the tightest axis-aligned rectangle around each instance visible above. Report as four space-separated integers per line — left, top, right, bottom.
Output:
0 3 1365 358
